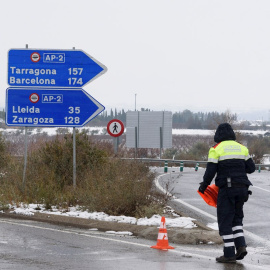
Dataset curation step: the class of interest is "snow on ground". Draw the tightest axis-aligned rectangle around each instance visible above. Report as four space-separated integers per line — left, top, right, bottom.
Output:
207 222 219 230
0 127 106 136
173 129 213 136
173 129 270 136
9 204 197 235
0 127 269 136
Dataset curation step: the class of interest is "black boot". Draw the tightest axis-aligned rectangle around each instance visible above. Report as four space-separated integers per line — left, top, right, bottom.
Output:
216 255 236 263
236 246 247 260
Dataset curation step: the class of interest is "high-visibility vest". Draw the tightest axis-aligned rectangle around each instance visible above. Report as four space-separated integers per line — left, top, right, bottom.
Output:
208 140 250 163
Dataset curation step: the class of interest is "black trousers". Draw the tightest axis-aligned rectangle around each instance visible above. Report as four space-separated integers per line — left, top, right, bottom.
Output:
217 187 248 257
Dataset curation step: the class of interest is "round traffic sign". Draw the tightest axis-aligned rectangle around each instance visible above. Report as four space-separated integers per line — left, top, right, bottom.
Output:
30 52 41 62
29 93 40 103
107 119 124 137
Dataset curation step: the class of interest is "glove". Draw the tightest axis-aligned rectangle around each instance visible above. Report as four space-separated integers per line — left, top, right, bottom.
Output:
244 190 252 202
198 182 208 194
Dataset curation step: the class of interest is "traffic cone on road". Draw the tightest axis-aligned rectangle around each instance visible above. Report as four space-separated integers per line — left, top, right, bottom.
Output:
151 216 174 250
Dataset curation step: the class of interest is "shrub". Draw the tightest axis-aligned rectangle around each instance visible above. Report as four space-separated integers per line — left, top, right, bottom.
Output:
76 159 162 217
0 133 10 170
28 133 108 189
0 133 167 217
248 137 270 163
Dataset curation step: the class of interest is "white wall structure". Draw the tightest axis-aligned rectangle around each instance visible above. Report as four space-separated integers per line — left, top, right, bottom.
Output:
126 111 172 148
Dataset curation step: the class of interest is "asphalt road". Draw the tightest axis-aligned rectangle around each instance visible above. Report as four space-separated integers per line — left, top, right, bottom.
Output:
0 217 269 270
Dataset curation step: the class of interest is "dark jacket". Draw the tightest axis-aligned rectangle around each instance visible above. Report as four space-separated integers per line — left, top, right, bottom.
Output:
203 123 256 188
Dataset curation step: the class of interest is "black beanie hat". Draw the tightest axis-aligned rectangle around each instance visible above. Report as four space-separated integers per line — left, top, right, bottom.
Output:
214 123 236 143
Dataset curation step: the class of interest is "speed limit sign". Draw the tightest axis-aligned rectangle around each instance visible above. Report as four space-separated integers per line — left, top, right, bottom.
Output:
107 119 124 137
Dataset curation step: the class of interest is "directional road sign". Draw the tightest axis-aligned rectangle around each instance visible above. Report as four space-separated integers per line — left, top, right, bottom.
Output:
6 88 105 127
8 49 107 87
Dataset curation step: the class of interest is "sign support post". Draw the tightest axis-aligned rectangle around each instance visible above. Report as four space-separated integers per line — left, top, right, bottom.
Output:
113 137 120 154
72 47 76 188
23 44 28 188
22 126 28 188
160 127 163 159
73 127 76 187
135 127 138 159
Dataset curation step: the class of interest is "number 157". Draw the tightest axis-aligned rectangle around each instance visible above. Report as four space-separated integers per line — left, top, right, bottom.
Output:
68 68 83 75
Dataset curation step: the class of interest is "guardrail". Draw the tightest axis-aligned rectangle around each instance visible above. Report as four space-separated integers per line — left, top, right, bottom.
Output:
121 158 270 173
13 156 270 173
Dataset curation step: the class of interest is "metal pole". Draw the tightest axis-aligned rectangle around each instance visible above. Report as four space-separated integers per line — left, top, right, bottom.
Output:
135 127 138 158
161 111 165 159
180 161 184 172
114 137 117 154
72 47 76 187
113 136 120 155
164 160 168 173
135 93 137 111
160 127 163 159
22 126 28 188
73 127 76 187
22 44 29 188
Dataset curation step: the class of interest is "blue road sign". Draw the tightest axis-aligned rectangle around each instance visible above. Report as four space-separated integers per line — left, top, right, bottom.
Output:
8 49 107 87
6 88 105 127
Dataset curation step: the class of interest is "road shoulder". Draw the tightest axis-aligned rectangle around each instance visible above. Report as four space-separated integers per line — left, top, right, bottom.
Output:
0 211 222 245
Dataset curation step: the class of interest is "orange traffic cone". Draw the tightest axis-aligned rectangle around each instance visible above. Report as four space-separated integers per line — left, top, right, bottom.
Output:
151 216 174 250
197 184 219 208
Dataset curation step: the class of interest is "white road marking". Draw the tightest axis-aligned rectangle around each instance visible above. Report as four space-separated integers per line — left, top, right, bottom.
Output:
252 186 270 193
0 219 149 248
174 198 217 220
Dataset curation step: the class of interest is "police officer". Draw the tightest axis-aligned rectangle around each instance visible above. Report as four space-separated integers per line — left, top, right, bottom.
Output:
198 123 255 263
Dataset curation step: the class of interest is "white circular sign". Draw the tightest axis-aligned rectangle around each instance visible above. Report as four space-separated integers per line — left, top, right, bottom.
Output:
107 119 124 137
31 52 41 62
29 93 40 103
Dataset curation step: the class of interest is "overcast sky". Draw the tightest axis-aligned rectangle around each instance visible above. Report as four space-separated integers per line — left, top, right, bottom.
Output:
1 0 270 120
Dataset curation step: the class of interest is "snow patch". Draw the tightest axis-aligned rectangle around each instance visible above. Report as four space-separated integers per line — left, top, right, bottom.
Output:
207 222 218 230
105 231 133 236
9 204 197 229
